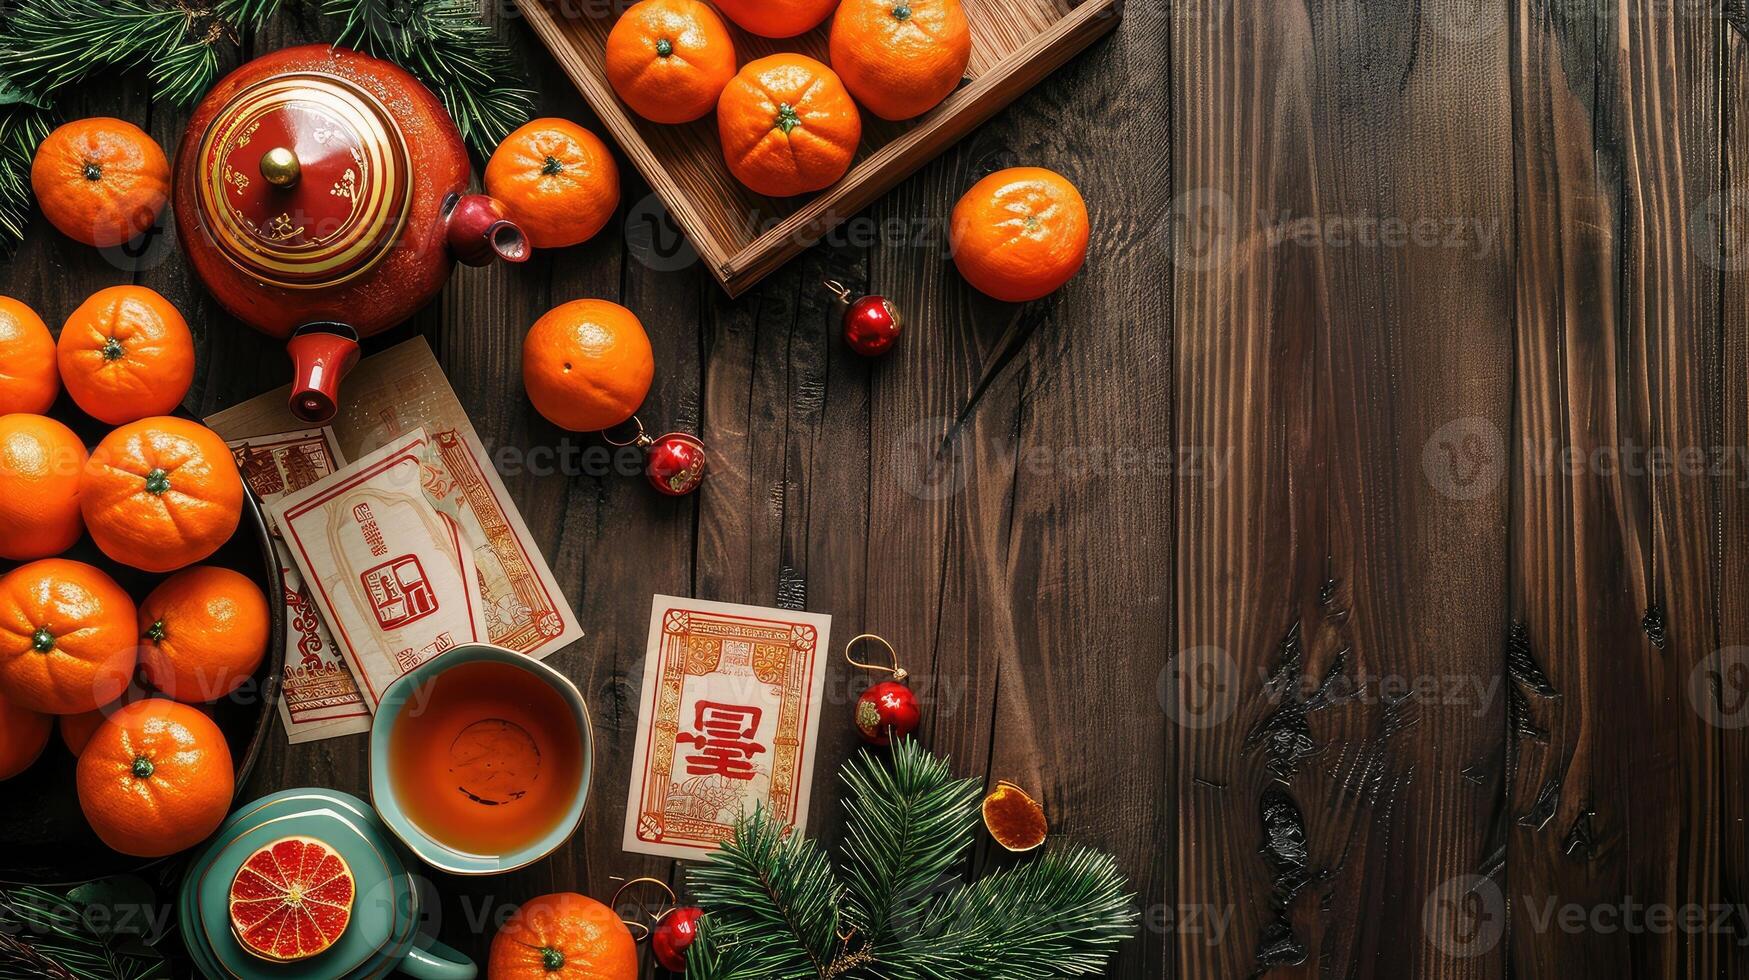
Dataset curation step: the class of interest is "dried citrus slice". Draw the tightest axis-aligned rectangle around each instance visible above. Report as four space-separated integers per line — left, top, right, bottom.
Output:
982 780 1048 852
228 836 356 962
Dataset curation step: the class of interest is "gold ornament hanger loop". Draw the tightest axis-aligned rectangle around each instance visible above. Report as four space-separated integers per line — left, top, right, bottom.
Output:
823 279 854 304
602 415 655 449
608 876 677 941
844 633 907 682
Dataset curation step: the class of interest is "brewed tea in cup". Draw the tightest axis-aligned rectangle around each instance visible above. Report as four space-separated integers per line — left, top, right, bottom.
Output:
371 645 592 874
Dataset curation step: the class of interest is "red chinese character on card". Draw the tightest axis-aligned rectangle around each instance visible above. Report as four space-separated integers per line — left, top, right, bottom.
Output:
676 701 766 780
360 554 438 629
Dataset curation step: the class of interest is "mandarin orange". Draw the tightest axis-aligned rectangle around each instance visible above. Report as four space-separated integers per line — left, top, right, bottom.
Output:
82 417 243 573
0 297 59 416
830 0 971 120
0 414 88 561
31 118 170 248
0 558 138 715
949 166 1089 302
485 119 621 249
712 0 839 37
522 299 655 432
59 285 196 425
77 699 234 857
718 54 862 198
139 566 269 702
606 0 738 124
488 893 638 980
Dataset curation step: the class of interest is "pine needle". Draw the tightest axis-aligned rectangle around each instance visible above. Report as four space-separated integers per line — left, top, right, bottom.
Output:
686 806 854 980
684 741 1139 980
839 737 982 945
322 0 535 155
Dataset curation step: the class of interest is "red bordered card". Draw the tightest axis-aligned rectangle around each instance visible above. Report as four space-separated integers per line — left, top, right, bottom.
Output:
623 596 833 860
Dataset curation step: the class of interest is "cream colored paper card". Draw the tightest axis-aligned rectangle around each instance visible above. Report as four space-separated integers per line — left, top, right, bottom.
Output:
623 596 833 860
206 337 583 659
226 428 372 741
268 429 487 710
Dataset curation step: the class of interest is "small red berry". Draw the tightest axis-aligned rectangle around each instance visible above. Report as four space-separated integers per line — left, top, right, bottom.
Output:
646 432 707 496
842 294 903 356
653 906 704 972
855 680 920 745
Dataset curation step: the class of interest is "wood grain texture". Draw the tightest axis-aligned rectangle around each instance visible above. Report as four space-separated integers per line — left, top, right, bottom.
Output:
1171 2 1515 978
1503 3 1738 977
4 1 1748 978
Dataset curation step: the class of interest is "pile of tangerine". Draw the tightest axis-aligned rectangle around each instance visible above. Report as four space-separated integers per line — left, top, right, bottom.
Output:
0 286 267 861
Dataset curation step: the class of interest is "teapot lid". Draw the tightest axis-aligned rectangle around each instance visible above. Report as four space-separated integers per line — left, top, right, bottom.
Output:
195 72 411 289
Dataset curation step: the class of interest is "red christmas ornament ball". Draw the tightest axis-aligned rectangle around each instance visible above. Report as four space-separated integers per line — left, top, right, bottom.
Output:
855 680 920 745
653 906 704 972
842 294 902 356
646 432 707 496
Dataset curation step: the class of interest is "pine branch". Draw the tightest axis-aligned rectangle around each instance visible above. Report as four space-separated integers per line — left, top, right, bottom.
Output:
886 847 1139 980
0 0 238 105
0 886 170 980
0 102 52 254
322 0 534 155
838 738 982 946
685 805 859 980
687 744 1140 980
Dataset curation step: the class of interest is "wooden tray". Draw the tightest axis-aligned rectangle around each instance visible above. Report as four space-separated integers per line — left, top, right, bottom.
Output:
514 0 1121 296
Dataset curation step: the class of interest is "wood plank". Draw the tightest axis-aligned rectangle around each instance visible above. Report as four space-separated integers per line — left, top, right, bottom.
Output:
1504 3 1695 976
1171 4 1513 976
967 0 1172 973
1611 1 1726 974
1706 7 1749 980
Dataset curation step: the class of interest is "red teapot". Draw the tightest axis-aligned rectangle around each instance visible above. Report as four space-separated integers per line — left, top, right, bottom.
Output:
172 45 527 423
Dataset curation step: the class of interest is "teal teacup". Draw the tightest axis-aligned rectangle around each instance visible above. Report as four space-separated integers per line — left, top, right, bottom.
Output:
369 644 593 875
179 788 477 979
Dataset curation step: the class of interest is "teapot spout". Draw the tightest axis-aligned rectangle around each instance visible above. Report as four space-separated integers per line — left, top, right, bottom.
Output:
446 194 530 266
286 324 361 424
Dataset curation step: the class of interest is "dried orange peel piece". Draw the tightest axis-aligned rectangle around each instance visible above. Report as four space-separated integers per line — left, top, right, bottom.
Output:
982 780 1048 852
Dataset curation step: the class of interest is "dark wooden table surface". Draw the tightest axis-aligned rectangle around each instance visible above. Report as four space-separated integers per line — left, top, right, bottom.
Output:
10 1 1749 978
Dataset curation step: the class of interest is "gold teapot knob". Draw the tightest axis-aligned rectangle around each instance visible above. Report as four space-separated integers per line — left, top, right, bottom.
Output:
260 147 301 188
